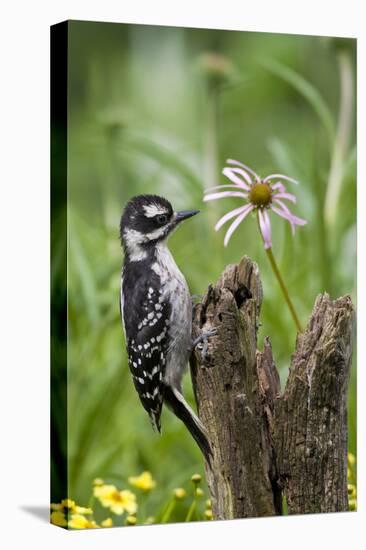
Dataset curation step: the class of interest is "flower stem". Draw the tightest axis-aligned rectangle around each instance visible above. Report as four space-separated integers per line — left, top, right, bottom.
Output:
265 247 303 333
161 499 176 524
185 500 197 523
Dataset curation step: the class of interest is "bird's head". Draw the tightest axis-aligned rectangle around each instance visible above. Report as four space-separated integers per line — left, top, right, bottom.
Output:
120 194 199 260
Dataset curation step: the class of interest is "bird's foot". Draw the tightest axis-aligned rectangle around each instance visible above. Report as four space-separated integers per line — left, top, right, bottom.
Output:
191 328 217 361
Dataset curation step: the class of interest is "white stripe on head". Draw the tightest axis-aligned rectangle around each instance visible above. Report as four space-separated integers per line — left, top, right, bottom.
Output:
123 226 168 261
145 226 168 241
123 228 148 261
124 225 168 244
143 204 169 218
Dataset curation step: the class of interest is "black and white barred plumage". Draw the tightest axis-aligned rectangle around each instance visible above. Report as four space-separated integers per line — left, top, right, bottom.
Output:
121 263 170 430
119 195 211 459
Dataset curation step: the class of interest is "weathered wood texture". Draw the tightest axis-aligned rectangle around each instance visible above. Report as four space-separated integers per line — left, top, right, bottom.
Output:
275 293 354 514
190 257 281 519
190 256 354 520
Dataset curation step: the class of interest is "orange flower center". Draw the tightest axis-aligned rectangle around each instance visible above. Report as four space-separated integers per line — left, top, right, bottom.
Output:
249 182 272 208
111 491 123 502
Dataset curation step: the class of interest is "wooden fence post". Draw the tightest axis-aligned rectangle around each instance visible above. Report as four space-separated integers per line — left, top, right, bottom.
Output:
190 257 354 519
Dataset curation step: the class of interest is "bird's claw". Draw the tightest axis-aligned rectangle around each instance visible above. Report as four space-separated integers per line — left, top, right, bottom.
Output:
191 328 217 362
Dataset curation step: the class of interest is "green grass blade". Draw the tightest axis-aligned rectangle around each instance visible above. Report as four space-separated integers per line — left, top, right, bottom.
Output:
262 58 335 145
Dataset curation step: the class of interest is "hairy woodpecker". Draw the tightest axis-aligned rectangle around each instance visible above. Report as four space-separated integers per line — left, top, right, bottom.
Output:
119 194 212 460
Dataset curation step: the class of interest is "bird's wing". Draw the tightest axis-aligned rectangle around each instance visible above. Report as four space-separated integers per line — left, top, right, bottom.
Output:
121 268 171 431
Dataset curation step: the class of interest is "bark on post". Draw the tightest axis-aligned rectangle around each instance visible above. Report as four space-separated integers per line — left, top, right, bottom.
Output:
190 257 354 520
190 256 281 519
275 293 354 514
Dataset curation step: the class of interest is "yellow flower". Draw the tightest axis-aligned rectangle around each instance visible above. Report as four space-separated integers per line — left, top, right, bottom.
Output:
93 478 104 486
191 473 202 484
126 515 137 525
94 484 137 515
195 488 204 498
74 505 93 515
204 509 213 520
349 499 357 511
205 499 212 509
68 514 99 529
348 452 356 466
61 498 76 509
50 503 63 511
174 488 186 500
51 511 67 527
128 471 156 491
101 518 113 527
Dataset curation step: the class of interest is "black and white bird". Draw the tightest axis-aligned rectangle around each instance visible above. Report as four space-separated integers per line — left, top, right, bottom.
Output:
119 194 212 460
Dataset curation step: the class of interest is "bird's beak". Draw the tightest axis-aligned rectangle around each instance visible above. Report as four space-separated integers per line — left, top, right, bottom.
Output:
175 210 200 224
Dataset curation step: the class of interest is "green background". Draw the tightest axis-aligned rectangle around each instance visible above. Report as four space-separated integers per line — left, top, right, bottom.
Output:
54 21 356 517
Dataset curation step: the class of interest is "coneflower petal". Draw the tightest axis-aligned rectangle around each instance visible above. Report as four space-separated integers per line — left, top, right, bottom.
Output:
258 209 272 249
203 191 248 202
271 182 286 193
222 167 252 189
271 203 307 234
223 205 254 247
273 199 307 225
263 173 299 185
272 199 297 234
204 184 245 193
271 206 294 234
215 203 252 231
273 192 297 204
272 198 293 215
226 159 261 181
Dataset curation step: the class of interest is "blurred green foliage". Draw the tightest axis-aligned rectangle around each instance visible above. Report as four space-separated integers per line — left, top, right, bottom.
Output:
53 21 356 508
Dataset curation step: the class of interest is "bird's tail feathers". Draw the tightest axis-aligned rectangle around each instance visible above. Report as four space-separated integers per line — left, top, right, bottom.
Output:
163 385 212 463
149 409 162 433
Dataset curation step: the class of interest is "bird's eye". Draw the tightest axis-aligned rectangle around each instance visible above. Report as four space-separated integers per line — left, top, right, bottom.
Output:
156 214 168 225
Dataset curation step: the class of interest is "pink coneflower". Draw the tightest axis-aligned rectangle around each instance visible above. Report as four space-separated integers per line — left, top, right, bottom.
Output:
204 159 307 248
204 159 307 333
